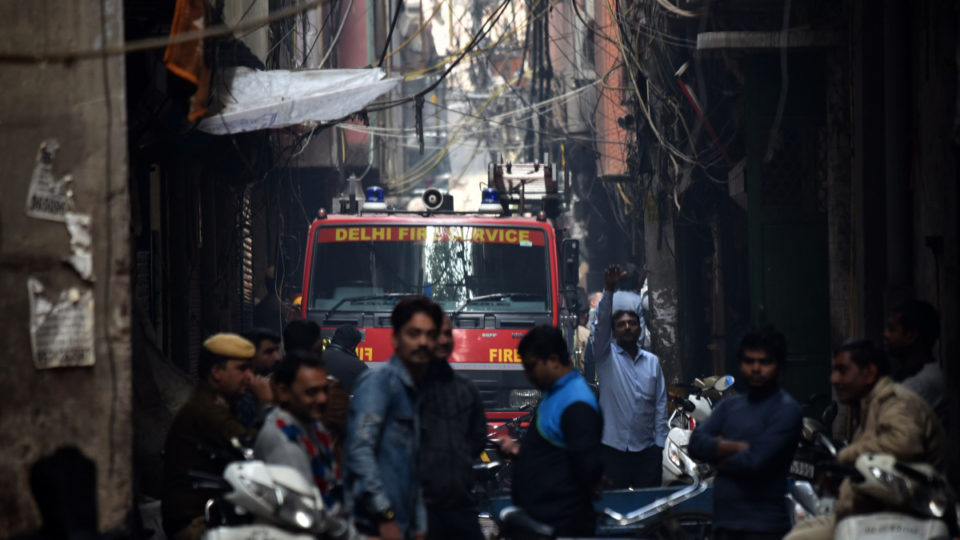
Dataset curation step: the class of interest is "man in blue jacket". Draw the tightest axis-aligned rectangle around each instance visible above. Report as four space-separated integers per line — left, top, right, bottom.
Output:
688 325 802 540
344 296 443 540
499 325 604 536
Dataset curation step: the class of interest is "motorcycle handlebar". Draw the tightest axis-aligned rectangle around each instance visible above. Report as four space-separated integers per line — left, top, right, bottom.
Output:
487 411 535 438
187 469 231 491
670 394 696 413
193 439 251 464
817 462 864 482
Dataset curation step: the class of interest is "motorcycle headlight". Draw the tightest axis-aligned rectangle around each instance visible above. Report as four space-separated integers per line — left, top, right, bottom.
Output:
277 497 316 530
869 466 909 501
509 389 541 409
667 440 682 470
915 486 951 519
276 490 316 531
928 498 946 518
237 473 280 508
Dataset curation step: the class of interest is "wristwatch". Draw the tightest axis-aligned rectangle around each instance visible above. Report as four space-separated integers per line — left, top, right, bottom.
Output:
376 507 396 523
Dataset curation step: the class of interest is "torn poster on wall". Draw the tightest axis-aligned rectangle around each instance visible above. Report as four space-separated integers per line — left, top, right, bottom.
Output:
27 278 95 369
65 212 94 282
25 138 74 222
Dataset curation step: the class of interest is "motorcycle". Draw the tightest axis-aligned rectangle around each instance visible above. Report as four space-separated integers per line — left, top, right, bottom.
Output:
475 406 535 538
834 453 958 540
492 448 711 540
190 439 359 540
662 375 735 485
786 416 840 523
604 444 712 539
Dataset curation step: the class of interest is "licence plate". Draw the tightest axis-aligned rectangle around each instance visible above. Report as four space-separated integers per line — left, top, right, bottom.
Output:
790 460 815 479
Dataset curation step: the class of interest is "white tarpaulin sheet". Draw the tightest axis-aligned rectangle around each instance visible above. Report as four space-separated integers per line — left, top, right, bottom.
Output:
198 67 400 134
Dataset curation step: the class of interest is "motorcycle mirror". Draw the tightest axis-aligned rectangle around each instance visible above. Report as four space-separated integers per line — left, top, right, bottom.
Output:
816 432 839 458
713 375 735 392
801 417 825 441
821 401 839 428
473 461 503 472
693 377 707 389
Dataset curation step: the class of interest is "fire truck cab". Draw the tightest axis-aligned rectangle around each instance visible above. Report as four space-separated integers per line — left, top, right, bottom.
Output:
300 161 578 421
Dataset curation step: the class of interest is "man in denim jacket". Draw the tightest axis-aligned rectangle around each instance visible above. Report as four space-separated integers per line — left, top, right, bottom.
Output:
344 296 443 540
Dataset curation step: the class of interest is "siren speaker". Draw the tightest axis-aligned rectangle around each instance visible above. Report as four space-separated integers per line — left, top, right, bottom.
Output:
422 188 444 210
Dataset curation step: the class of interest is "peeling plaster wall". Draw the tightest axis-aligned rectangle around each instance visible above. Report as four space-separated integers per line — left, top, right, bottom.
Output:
0 0 131 535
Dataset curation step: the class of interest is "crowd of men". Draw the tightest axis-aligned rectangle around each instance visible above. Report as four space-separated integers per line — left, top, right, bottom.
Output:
157 263 952 540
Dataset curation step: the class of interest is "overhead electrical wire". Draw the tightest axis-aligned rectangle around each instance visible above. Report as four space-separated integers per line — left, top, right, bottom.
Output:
366 0 512 112
294 0 346 67
0 0 334 63
318 0 354 68
379 0 448 66
359 0 716 202
377 0 405 67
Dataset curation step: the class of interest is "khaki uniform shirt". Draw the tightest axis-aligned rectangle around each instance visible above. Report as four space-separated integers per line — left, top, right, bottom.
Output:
835 376 945 517
161 381 258 536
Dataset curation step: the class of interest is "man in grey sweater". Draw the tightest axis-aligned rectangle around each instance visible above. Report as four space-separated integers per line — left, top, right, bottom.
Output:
254 350 340 506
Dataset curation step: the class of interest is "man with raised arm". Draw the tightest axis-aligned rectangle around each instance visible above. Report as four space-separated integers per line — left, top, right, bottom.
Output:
591 264 668 488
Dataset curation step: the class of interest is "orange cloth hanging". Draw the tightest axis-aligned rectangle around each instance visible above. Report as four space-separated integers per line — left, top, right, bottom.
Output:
163 0 211 121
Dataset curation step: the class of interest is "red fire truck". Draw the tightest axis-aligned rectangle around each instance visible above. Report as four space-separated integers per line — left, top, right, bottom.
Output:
300 161 579 423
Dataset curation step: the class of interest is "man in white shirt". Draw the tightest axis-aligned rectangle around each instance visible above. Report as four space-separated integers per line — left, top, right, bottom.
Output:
592 264 668 488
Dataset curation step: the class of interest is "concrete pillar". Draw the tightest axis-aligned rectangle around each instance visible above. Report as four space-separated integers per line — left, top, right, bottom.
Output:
644 191 682 384
0 0 130 535
825 41 853 346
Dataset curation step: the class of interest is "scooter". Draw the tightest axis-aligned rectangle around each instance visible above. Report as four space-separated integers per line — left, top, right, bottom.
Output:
191 439 360 540
493 449 711 539
833 453 958 540
604 444 712 538
661 375 735 485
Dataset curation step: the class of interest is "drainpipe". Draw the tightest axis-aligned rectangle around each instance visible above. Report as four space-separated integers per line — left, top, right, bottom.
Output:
366 0 377 67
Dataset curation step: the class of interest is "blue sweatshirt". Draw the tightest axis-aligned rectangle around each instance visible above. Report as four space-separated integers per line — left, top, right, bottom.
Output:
512 371 603 536
687 386 802 533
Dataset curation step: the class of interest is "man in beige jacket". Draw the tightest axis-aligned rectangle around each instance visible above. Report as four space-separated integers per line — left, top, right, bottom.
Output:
785 339 945 540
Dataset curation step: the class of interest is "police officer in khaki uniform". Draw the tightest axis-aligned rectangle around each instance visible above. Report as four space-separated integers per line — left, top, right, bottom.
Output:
161 333 270 540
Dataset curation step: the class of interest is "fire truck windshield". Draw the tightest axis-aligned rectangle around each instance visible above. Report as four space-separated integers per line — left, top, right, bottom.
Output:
308 225 552 315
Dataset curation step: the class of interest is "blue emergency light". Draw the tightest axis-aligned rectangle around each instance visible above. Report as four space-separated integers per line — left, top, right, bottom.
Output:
365 186 384 203
479 188 502 213
363 186 387 211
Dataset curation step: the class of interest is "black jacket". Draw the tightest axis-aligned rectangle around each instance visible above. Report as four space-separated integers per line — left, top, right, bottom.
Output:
511 402 603 536
419 360 487 508
322 344 368 394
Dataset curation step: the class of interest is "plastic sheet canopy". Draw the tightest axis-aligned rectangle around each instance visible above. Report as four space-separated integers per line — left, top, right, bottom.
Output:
198 67 400 135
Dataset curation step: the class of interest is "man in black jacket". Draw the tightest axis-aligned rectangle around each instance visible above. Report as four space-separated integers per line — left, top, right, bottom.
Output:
420 314 487 540
323 325 368 394
499 325 604 536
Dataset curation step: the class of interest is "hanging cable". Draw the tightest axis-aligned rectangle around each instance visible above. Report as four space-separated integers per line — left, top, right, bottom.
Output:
317 0 354 68
377 0 405 67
